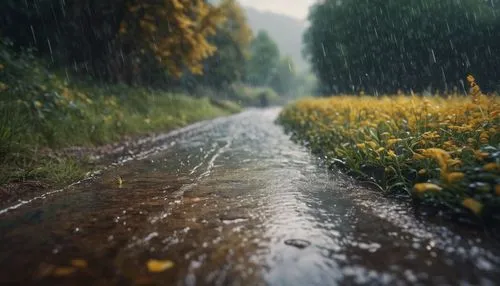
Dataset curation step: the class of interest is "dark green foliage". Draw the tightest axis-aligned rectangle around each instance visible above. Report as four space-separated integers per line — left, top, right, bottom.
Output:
304 0 500 94
246 31 281 86
244 31 312 97
269 57 296 95
0 0 125 78
197 30 248 90
0 43 239 185
245 7 309 71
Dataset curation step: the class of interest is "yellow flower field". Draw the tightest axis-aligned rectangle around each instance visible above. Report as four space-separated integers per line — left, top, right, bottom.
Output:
279 78 499 220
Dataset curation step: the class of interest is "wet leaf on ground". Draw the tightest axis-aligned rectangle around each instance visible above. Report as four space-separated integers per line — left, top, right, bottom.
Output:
71 259 88 268
117 176 124 187
53 266 77 277
36 263 55 278
147 259 174 273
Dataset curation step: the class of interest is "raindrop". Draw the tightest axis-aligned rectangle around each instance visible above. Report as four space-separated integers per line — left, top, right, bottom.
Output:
30 25 37 45
431 49 437 63
47 39 54 62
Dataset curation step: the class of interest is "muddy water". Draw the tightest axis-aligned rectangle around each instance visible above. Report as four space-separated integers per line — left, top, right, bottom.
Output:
0 109 499 285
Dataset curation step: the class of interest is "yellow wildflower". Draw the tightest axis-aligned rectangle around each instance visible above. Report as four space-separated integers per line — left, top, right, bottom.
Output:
462 198 483 215
420 148 450 171
413 153 426 160
365 141 377 149
479 132 489 144
386 138 402 148
387 150 397 158
444 172 464 184
356 143 366 149
483 163 499 172
413 183 442 193
447 159 462 168
422 131 440 141
473 150 489 161
466 74 475 83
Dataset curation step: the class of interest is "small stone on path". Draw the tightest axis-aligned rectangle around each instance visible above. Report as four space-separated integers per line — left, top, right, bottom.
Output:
284 239 311 249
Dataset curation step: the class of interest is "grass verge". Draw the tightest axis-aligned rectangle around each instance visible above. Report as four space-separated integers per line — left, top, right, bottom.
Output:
278 80 499 224
0 42 240 197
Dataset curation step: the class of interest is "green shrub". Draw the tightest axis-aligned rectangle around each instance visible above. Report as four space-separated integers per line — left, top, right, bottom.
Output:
0 41 240 186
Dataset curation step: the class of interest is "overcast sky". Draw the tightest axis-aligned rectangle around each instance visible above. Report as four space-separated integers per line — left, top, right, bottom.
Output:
238 0 316 20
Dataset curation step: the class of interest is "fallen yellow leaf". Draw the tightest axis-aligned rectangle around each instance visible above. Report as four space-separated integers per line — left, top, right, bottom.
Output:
117 176 123 187
53 267 77 277
147 259 174 273
71 259 88 269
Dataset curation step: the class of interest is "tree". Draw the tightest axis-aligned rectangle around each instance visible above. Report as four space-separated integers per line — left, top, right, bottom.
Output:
0 0 125 71
119 0 225 79
245 30 280 86
303 0 500 94
270 57 296 95
0 0 227 85
195 0 253 89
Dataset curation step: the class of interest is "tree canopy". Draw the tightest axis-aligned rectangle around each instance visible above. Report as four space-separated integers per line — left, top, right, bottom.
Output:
246 31 280 87
195 0 253 89
0 0 226 84
304 0 500 94
0 0 312 98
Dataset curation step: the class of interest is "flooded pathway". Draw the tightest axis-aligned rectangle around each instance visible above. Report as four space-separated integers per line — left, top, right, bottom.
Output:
0 109 499 285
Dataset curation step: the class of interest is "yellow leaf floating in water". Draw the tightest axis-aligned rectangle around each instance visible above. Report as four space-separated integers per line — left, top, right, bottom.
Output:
462 198 483 215
117 176 123 187
71 259 88 269
147 259 174 273
53 267 77 277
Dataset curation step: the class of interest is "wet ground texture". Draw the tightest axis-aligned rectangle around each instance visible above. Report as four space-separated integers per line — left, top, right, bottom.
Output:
0 109 499 285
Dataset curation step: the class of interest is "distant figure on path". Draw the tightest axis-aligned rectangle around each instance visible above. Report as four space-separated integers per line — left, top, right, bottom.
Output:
259 92 269 107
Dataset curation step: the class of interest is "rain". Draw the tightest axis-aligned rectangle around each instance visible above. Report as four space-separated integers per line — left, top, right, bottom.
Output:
0 0 499 285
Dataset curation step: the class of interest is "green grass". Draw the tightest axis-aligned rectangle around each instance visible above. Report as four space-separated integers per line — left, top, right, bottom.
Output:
0 41 240 189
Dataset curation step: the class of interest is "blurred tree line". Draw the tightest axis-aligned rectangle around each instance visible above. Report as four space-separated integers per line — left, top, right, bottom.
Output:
304 0 500 94
0 0 309 99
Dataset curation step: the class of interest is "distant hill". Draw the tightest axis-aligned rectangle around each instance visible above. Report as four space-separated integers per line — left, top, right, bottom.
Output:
243 7 309 71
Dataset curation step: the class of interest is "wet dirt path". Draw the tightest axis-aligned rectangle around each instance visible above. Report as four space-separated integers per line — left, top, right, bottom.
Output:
0 108 499 285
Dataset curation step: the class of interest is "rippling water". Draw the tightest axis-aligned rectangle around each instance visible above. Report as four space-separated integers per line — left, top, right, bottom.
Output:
0 108 499 285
